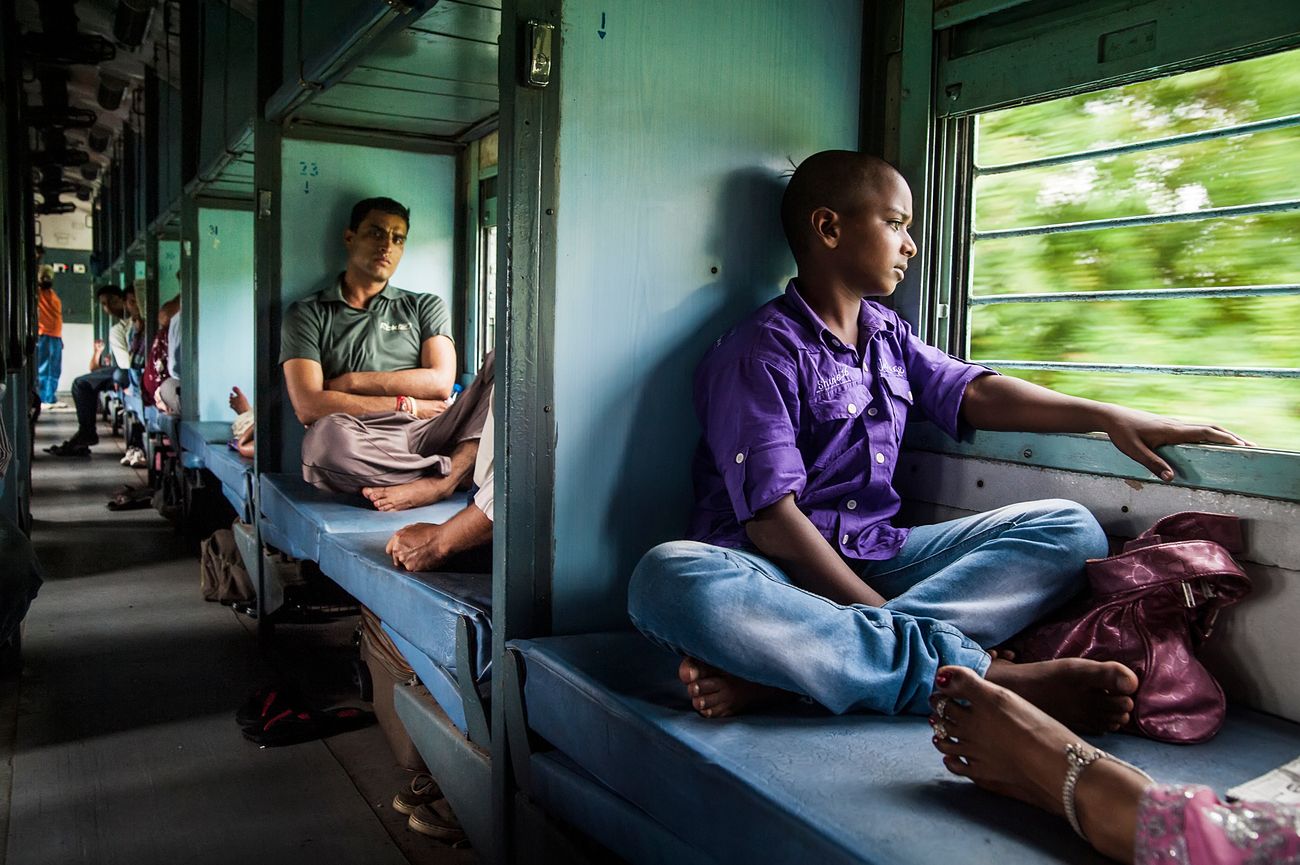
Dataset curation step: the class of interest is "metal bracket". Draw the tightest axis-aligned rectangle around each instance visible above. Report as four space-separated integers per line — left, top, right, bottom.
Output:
502 647 535 795
525 21 555 87
455 615 492 748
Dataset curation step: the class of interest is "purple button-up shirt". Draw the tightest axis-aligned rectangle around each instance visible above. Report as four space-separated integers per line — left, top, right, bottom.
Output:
687 281 993 560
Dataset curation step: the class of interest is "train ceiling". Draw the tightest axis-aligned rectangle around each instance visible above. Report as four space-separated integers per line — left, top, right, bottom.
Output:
14 0 253 219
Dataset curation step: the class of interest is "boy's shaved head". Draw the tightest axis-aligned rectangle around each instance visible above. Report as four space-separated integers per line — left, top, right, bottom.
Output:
781 150 904 261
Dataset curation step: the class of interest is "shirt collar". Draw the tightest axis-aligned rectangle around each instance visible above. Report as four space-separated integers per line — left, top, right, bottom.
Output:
782 280 894 352
324 273 401 304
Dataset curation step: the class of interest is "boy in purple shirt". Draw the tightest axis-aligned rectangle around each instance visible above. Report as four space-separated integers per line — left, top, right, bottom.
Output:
628 151 1247 732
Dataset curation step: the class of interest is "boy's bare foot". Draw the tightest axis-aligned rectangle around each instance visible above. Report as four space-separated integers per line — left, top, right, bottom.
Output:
362 476 455 511
678 657 793 718
984 657 1137 734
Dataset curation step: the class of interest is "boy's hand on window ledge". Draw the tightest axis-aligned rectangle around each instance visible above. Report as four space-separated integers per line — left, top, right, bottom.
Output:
1098 405 1253 481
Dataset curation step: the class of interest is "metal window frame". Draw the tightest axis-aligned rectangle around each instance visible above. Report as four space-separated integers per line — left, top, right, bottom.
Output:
906 0 1300 500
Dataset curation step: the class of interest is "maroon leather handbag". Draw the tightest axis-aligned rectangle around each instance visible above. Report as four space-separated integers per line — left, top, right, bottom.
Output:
1013 512 1252 744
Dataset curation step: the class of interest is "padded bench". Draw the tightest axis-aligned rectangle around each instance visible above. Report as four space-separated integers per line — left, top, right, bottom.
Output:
257 473 468 562
180 420 229 456
319 531 491 734
257 473 490 733
178 421 253 518
510 631 1300 865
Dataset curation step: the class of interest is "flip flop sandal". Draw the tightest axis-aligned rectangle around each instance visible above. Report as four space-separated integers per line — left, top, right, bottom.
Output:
46 443 91 457
106 493 153 511
235 682 306 729
242 706 375 747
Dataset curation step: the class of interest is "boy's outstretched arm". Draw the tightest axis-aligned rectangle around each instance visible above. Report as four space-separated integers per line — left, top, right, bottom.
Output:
960 374 1251 482
745 494 888 607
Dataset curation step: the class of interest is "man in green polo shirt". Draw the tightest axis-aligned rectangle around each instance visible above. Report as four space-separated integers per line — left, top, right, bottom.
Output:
281 196 493 510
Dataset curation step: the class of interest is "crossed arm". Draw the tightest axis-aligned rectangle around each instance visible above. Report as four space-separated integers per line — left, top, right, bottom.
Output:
283 335 456 425
744 373 1250 607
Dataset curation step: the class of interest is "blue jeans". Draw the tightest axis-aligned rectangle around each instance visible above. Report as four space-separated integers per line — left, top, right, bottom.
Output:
628 499 1107 716
36 335 62 403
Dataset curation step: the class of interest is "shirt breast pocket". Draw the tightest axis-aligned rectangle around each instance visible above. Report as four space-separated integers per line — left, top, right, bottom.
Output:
807 383 871 464
881 375 914 435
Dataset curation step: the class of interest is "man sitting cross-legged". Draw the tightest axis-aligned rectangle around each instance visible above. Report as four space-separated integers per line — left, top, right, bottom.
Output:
385 383 496 574
281 197 492 509
628 151 1250 733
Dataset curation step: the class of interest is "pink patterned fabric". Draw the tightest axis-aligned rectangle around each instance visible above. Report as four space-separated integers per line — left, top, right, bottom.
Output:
1136 784 1300 864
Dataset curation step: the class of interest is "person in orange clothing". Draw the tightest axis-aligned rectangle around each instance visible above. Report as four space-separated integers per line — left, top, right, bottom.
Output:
35 264 64 407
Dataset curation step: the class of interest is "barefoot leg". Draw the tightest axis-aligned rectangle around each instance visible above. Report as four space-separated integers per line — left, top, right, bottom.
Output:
362 476 457 511
930 667 1150 863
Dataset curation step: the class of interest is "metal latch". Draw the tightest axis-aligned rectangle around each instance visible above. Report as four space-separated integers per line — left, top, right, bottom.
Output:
525 21 554 87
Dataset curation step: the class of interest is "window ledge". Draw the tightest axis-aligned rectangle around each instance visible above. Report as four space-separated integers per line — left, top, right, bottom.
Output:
903 422 1298 503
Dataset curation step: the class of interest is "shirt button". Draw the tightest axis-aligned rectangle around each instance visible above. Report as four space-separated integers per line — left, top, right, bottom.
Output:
847 403 857 415
735 453 744 464
875 452 885 464
867 407 878 417
846 500 857 510
841 534 850 545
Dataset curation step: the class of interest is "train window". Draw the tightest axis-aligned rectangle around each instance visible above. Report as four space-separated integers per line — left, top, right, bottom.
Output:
959 47 1300 454
476 174 497 372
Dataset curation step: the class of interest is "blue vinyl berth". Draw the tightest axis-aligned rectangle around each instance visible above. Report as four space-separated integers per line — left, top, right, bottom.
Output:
4 1 1299 863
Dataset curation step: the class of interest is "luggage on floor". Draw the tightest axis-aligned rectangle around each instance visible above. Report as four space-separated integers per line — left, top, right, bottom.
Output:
360 607 427 771
199 528 256 604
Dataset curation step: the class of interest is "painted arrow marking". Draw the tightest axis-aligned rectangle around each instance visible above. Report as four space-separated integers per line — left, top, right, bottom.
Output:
597 12 606 39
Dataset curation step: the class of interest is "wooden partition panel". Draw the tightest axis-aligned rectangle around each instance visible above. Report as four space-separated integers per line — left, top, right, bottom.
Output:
196 208 256 422
547 0 864 632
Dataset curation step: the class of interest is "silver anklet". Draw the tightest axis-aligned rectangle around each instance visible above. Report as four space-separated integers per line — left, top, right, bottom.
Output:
1062 743 1153 841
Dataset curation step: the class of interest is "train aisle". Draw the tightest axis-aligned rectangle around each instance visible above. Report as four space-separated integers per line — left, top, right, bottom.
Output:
2 407 471 865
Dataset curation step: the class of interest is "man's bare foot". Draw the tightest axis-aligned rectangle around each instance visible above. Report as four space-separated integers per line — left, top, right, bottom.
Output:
362 476 455 511
929 666 1152 862
678 657 793 718
984 657 1138 734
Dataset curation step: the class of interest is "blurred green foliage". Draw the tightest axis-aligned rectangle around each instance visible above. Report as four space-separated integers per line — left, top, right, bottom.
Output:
969 49 1300 450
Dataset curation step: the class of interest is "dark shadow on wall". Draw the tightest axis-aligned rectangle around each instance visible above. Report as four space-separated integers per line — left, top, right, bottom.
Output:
595 166 794 628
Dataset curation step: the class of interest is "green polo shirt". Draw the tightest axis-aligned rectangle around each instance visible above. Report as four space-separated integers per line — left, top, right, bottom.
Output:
279 275 452 380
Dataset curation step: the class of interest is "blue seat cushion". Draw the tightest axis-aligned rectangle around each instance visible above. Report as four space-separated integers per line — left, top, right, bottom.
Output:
530 751 715 865
205 446 254 515
123 389 143 418
180 420 231 455
513 632 1300 865
258 473 467 562
150 411 178 440
317 531 490 682
384 622 475 735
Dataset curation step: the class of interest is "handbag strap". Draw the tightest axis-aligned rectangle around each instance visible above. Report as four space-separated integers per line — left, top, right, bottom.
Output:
1087 538 1251 640
1130 511 1244 554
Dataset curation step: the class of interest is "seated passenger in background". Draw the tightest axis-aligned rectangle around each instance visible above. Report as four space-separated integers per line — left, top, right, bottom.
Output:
48 285 137 456
386 383 495 573
152 293 181 416
281 197 492 509
629 151 1248 731
228 386 255 459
